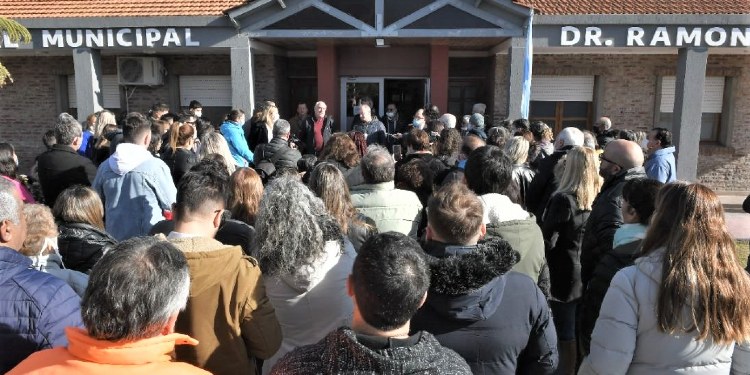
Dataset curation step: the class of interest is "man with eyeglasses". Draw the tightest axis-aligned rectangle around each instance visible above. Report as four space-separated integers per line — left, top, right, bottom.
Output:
581 139 646 286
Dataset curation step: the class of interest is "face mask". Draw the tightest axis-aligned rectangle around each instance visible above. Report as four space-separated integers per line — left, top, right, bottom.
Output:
413 119 425 129
386 111 395 118
194 110 202 118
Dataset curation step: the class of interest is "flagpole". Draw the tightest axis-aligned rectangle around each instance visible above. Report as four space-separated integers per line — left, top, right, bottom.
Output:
520 11 534 119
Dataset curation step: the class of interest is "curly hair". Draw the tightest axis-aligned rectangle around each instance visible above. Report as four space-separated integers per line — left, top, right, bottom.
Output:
20 204 58 256
254 176 342 277
320 133 360 168
436 128 461 159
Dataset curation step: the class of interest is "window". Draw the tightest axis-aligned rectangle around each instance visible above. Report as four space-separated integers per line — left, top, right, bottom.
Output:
529 75 595 133
67 75 121 109
658 76 725 142
179 75 232 125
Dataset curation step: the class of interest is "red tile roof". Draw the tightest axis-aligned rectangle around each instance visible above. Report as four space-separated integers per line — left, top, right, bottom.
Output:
0 0 246 18
514 0 750 15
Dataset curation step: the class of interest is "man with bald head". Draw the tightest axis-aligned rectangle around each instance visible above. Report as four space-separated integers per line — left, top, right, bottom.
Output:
580 139 646 285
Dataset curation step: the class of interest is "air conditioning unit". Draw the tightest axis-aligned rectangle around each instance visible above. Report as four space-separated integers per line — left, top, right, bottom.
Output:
117 57 164 86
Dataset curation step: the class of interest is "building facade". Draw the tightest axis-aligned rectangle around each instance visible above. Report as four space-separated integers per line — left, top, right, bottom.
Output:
0 0 748 190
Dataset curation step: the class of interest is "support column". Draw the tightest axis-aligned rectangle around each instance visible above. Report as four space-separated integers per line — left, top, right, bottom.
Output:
231 37 255 112
506 38 525 120
430 44 449 113
317 43 339 130
672 47 707 182
72 48 103 122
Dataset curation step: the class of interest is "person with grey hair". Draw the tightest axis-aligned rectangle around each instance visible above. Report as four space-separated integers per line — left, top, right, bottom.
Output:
468 113 488 140
505 136 536 206
253 119 302 171
36 112 98 207
439 113 457 129
300 101 334 155
254 176 356 374
350 145 423 238
582 130 598 150
9 236 211 374
0 178 84 373
199 131 237 175
526 127 585 223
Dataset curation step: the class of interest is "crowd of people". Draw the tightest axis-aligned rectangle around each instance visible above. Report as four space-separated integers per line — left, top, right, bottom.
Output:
0 97 748 375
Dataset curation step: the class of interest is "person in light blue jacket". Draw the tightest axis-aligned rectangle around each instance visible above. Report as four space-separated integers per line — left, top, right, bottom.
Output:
93 113 177 241
644 127 676 183
220 109 254 167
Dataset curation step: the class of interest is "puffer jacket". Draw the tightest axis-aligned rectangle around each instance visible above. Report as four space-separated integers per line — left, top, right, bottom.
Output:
512 163 536 206
580 167 646 285
580 249 750 374
57 221 117 274
350 181 423 239
253 137 302 169
411 238 558 374
0 247 84 373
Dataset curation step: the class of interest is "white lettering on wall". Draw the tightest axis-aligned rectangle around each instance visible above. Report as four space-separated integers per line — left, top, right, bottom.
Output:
1 33 19 48
116 28 132 47
676 27 701 46
185 28 200 47
705 27 727 47
649 27 671 46
627 27 645 46
145 28 161 47
65 30 83 48
560 26 580 46
584 27 603 46
85 29 104 48
162 28 181 46
42 30 64 47
731 27 750 47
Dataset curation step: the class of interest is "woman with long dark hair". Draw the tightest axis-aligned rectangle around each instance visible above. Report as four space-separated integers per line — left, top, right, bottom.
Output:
580 182 750 374
160 122 198 184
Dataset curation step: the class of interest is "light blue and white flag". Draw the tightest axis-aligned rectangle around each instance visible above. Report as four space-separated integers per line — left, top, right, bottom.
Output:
520 12 534 119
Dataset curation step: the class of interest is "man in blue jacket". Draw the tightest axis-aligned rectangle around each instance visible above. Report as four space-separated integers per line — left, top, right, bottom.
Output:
645 127 676 183
93 112 177 241
0 178 83 373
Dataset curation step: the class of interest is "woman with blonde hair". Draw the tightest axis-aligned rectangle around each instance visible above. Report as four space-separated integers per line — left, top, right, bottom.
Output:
89 110 118 164
20 204 88 296
247 100 277 152
580 182 750 374
199 131 236 175
308 162 377 251
227 167 264 226
505 136 535 205
53 185 117 274
541 145 601 374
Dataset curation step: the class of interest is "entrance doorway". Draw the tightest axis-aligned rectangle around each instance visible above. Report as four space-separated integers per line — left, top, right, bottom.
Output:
340 77 429 131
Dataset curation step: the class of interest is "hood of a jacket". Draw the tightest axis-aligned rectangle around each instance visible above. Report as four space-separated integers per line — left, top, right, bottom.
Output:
0 247 30 285
651 146 676 157
168 236 244 296
278 239 349 293
603 166 647 189
479 193 530 224
634 247 665 285
423 237 519 322
318 327 465 373
108 143 153 176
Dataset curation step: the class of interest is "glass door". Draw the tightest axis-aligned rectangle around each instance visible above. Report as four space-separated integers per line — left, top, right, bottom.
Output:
340 77 384 132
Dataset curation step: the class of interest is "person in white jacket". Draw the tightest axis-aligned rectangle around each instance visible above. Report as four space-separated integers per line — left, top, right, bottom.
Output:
254 176 355 374
580 182 750 375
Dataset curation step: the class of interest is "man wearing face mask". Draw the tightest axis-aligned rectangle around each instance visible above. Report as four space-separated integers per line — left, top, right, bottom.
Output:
189 100 203 119
580 140 645 287
384 103 401 134
412 109 426 131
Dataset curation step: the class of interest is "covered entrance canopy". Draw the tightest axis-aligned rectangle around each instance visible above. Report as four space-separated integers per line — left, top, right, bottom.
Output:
226 0 532 126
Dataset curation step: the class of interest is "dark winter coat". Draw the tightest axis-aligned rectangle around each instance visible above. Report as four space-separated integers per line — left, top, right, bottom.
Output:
526 146 572 223
270 327 472 374
578 239 641 356
580 167 646 285
299 115 334 155
245 119 271 153
57 221 118 274
411 238 558 375
252 137 302 170
512 164 536 206
36 144 98 207
541 192 590 302
0 247 84 373
347 213 377 252
160 148 198 185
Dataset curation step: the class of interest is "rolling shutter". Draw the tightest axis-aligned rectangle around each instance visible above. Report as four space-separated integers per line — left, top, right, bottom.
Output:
530 75 595 102
179 76 232 107
67 75 121 109
660 76 725 113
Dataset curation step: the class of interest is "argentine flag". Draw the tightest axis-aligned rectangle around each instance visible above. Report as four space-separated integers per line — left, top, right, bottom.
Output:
520 13 533 119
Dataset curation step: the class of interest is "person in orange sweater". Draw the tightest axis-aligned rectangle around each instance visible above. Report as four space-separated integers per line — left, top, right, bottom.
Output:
8 237 210 375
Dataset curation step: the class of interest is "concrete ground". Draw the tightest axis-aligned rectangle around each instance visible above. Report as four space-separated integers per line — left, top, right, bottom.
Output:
719 192 750 240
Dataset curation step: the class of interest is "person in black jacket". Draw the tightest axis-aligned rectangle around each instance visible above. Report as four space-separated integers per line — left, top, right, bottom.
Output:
540 146 600 374
52 185 117 274
578 178 662 356
580 139 646 286
245 101 277 153
37 113 98 207
160 122 198 185
299 101 334 155
411 183 558 374
526 127 585 224
252 119 302 170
